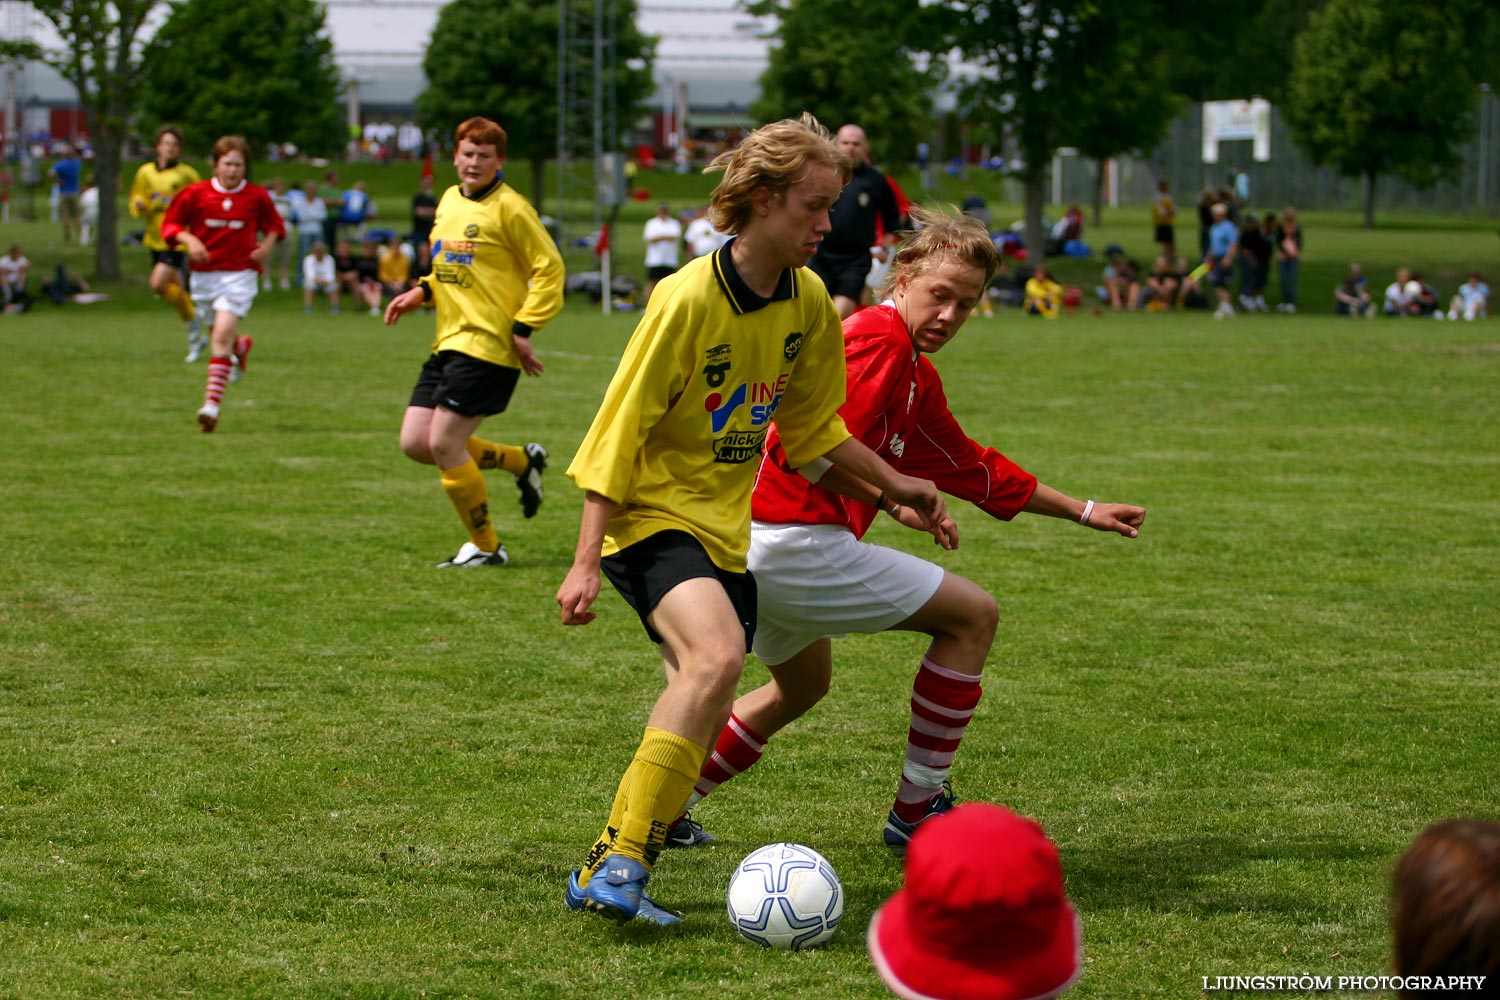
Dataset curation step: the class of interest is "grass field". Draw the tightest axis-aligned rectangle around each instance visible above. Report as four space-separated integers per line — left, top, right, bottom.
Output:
1 212 1498 999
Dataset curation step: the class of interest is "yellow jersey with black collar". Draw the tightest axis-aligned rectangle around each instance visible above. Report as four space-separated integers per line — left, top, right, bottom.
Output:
423 179 564 369
567 242 851 573
129 160 201 251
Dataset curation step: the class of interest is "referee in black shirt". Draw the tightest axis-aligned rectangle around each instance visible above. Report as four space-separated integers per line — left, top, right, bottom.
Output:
809 124 903 318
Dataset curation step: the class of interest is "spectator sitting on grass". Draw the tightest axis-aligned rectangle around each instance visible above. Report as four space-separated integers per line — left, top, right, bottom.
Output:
1098 246 1142 310
1025 264 1064 318
0 244 31 312
1446 273 1489 321
302 241 340 314
1334 263 1374 317
1145 254 1181 311
1384 268 1413 315
1408 274 1441 318
378 233 413 300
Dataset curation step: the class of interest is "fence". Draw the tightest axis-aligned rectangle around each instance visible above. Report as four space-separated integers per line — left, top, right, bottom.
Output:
1034 93 1500 216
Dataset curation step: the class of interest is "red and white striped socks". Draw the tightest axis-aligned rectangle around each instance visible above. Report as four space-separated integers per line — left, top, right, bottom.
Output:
204 356 231 409
892 656 982 823
683 712 767 811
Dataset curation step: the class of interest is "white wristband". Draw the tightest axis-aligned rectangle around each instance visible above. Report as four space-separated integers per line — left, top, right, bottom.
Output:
1080 500 1095 525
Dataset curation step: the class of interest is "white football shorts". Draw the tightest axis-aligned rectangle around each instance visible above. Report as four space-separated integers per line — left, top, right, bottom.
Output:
748 521 945 665
190 269 260 318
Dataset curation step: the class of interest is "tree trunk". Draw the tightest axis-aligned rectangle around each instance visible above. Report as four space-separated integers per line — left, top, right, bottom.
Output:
1362 171 1375 230
1024 174 1046 263
1092 158 1105 229
92 123 122 279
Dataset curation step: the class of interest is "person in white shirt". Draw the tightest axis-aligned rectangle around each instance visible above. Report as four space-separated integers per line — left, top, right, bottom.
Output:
683 205 728 259
302 241 339 314
642 201 683 304
1447 272 1490 321
295 180 328 274
79 180 100 247
1384 267 1413 316
0 244 30 311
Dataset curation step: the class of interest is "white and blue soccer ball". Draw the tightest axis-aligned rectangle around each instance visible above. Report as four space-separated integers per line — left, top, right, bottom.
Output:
726 842 844 950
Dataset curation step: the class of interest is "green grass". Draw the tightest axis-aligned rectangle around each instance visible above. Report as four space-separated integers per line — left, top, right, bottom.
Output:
1 216 1497 999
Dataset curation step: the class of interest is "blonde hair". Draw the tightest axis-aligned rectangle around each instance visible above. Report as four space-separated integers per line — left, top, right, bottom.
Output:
877 205 1002 299
703 113 851 235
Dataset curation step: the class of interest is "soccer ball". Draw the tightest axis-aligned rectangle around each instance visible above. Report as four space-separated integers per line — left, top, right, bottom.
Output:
726 843 844 950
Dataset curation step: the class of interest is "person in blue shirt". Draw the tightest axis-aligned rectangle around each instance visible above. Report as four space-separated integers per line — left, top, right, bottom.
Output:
1204 202 1239 319
50 146 82 245
339 180 374 241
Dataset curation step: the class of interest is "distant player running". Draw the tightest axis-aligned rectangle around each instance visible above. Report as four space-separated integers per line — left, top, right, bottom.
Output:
130 126 204 360
670 208 1146 853
384 117 562 568
161 135 284 433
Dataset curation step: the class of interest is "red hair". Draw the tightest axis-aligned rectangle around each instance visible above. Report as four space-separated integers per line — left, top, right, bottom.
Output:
454 117 508 157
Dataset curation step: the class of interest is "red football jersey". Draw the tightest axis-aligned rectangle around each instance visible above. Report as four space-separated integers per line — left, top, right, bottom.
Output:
161 178 285 273
752 303 1038 538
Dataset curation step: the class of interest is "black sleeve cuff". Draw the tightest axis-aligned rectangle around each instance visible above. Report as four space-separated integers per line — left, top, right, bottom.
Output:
511 321 534 339
418 281 432 302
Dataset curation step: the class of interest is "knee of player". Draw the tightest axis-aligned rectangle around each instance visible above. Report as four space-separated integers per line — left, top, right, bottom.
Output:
398 438 431 464
960 590 1001 644
681 649 745 701
776 672 829 715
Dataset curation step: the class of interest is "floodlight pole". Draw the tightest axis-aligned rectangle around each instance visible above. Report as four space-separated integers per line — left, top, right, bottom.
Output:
557 0 619 314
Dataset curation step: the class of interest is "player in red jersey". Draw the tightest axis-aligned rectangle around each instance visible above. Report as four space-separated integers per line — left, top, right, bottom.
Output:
669 207 1147 852
161 135 285 432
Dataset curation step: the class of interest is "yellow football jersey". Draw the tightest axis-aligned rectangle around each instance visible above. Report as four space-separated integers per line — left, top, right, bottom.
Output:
422 180 565 369
129 160 201 251
567 245 850 573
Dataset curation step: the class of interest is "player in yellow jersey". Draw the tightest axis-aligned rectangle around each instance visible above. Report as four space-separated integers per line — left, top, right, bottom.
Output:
130 126 204 360
555 113 947 926
384 117 564 568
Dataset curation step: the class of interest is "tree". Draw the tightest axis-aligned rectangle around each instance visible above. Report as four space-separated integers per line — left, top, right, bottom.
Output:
744 0 943 166
415 0 655 214
1283 0 1485 228
940 1 1168 257
1061 24 1180 228
1 1 162 278
1157 0 1326 104
137 0 343 160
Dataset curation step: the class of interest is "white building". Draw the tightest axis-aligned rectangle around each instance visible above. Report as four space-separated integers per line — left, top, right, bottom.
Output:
2 0 773 144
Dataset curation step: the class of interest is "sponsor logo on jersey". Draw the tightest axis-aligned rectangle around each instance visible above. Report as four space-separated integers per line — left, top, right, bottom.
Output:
888 432 906 458
706 373 788 462
706 373 788 433
434 263 475 287
783 331 803 362
713 429 766 464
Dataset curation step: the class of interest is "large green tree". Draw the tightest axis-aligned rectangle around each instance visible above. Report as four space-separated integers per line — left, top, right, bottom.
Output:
744 0 941 165
941 1 1168 256
1158 0 1326 104
1283 0 1487 228
415 0 655 214
137 0 343 160
1061 24 1180 227
1 0 162 278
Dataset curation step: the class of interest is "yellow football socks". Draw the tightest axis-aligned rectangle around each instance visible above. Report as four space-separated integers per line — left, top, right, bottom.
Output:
162 282 195 322
439 459 498 552
579 727 707 882
465 437 526 474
